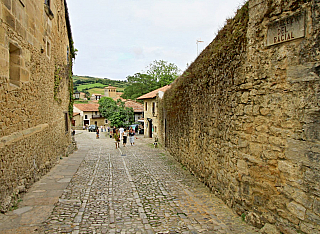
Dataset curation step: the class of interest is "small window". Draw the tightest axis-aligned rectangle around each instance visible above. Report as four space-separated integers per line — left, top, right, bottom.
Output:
67 46 69 62
85 115 88 119
145 102 147 111
46 39 51 58
105 119 108 124
64 112 69 133
9 43 21 88
44 0 54 19
152 102 155 114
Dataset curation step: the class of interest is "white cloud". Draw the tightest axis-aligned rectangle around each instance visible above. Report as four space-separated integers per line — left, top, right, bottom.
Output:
67 0 244 79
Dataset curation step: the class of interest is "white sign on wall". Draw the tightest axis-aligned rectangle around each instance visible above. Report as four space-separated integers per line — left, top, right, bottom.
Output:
267 11 305 46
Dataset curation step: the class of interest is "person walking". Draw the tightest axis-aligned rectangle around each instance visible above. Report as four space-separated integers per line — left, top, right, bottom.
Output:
119 126 124 142
96 128 99 139
114 129 120 149
112 126 116 139
129 127 135 146
122 128 128 147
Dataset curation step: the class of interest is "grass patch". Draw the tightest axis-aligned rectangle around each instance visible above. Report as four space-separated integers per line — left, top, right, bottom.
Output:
74 100 89 104
77 83 106 91
88 88 105 95
241 213 246 221
9 198 22 211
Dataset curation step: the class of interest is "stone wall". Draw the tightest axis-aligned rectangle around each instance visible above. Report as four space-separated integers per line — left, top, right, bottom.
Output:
0 0 74 212
159 0 320 233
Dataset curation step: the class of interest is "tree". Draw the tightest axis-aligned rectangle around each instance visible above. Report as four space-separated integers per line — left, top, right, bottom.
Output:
98 97 134 127
121 73 157 100
146 60 182 87
122 60 181 100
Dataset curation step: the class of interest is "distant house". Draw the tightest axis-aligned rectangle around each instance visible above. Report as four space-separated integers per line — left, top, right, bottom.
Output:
137 85 171 138
73 104 108 128
125 100 144 122
104 86 118 98
104 85 123 101
90 93 102 101
80 92 87 99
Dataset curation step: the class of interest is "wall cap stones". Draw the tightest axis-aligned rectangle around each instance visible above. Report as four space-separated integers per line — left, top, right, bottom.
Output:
0 124 49 148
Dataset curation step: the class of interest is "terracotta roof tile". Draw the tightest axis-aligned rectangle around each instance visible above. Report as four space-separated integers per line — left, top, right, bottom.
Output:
104 86 117 89
125 100 144 112
74 104 100 112
137 85 171 100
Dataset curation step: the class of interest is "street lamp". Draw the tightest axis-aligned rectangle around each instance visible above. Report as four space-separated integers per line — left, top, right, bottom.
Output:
196 39 204 56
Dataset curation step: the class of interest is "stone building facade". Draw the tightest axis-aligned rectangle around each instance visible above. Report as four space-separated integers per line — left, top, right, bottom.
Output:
73 103 107 129
104 85 118 98
0 0 75 212
138 85 170 138
159 0 320 233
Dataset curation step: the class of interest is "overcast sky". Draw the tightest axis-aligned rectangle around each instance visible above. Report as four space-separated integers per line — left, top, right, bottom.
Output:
66 0 245 80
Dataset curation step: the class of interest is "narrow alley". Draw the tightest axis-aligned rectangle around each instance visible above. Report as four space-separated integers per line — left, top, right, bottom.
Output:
0 131 259 234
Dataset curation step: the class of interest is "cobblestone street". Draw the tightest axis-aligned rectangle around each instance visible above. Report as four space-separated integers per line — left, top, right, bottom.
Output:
1 131 259 234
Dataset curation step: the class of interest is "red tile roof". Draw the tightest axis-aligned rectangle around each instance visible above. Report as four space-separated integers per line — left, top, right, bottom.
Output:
125 100 143 112
74 104 99 112
112 96 126 102
104 86 117 89
137 85 171 100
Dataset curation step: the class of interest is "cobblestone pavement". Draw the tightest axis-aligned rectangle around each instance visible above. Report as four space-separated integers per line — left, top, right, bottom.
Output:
0 130 259 233
40 131 258 234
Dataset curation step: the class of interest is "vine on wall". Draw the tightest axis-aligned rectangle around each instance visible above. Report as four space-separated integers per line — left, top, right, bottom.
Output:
54 66 62 104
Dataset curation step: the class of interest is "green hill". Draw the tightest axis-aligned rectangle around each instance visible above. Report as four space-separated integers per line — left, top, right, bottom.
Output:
73 75 127 96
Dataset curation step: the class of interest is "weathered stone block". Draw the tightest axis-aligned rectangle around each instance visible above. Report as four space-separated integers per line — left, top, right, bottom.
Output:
241 92 249 103
249 142 263 157
244 105 253 115
314 197 320 216
238 138 249 148
237 159 249 175
2 6 15 29
12 0 26 25
0 58 8 77
259 223 280 234
282 185 313 209
287 63 320 83
0 26 6 45
300 222 320 234
305 111 320 142
305 210 320 225
278 208 300 225
262 150 278 160
1 0 11 10
260 107 270 116
16 20 26 39
287 201 306 220
278 160 300 176
20 67 29 82
256 124 269 133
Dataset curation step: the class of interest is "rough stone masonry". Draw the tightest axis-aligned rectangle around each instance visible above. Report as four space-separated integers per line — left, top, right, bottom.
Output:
0 0 75 212
159 0 320 233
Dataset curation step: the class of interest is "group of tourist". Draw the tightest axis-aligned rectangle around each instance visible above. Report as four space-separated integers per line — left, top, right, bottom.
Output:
111 126 136 149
